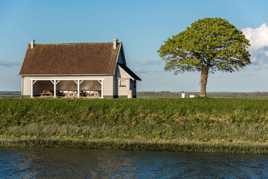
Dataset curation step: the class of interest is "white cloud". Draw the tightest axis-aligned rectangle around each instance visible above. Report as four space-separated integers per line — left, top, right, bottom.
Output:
242 24 268 66
242 24 268 51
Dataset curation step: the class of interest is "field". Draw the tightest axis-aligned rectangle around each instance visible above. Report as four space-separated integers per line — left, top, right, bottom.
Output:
1 98 268 153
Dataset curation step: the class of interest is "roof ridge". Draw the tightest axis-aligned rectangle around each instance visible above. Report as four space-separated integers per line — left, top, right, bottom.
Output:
34 42 115 46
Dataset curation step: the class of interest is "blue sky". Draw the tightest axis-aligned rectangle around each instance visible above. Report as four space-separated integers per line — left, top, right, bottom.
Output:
1 0 268 92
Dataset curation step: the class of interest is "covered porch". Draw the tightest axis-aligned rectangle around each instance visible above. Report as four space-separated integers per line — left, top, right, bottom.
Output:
30 79 104 98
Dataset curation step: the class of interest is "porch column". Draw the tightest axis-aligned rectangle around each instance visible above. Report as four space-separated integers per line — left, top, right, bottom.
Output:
101 80 104 98
53 80 57 98
77 80 80 98
30 79 33 98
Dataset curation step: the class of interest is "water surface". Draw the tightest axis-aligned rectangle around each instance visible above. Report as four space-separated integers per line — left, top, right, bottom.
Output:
0 148 268 178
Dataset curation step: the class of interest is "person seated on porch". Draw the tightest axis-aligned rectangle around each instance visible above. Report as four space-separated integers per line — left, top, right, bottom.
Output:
40 89 53 96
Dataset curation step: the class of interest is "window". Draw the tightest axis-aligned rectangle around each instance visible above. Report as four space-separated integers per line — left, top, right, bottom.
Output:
120 78 127 87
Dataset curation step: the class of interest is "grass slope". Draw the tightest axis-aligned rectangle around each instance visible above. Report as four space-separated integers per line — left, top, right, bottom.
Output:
1 98 268 153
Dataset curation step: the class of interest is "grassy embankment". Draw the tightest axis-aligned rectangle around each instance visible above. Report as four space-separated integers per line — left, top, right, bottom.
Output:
1 98 268 153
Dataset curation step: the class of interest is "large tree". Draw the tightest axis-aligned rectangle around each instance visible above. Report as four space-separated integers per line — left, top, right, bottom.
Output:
158 18 251 97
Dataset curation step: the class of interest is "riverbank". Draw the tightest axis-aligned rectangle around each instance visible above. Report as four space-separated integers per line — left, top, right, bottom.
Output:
1 98 268 153
1 138 268 154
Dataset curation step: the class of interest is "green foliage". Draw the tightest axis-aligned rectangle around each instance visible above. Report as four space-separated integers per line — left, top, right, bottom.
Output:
158 18 251 73
0 98 268 148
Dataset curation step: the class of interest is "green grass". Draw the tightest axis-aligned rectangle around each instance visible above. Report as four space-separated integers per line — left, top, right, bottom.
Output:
1 98 268 153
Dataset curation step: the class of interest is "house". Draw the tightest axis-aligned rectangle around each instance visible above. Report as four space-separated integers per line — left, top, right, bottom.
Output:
19 39 141 98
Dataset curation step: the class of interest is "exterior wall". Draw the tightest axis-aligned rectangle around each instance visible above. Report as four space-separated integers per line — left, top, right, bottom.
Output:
117 66 137 98
22 77 31 96
117 66 127 96
21 75 115 97
102 76 114 97
119 78 130 97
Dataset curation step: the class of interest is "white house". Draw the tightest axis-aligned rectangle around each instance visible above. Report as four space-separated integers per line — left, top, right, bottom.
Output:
19 39 141 98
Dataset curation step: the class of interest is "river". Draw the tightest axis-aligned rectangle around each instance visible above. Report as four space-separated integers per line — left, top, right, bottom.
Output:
0 148 268 178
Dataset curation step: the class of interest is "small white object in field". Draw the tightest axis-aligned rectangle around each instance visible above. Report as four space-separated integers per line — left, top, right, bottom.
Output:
189 94 196 98
181 92 186 98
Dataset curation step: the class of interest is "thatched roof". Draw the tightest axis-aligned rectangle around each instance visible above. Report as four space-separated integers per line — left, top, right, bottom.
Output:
20 42 120 75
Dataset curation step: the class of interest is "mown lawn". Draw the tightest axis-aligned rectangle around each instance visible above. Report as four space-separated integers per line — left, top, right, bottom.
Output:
0 98 268 153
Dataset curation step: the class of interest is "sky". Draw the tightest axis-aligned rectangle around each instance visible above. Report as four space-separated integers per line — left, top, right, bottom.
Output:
1 0 268 92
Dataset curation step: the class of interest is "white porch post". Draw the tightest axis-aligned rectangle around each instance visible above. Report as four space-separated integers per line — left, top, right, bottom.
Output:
30 79 33 98
101 80 104 98
77 80 80 98
53 80 57 98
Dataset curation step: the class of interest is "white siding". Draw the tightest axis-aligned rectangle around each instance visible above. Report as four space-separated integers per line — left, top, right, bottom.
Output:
117 66 136 98
22 77 31 96
102 76 114 97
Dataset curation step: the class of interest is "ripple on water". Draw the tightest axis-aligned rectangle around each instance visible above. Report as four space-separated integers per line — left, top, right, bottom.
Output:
0 148 268 178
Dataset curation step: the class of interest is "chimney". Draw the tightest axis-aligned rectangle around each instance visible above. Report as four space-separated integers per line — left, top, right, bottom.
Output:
113 38 118 49
30 40 35 49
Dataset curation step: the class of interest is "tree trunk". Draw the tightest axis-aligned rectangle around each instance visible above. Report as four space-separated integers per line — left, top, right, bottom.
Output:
200 65 209 97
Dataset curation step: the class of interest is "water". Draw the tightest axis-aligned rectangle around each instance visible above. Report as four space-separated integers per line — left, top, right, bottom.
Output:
0 148 268 179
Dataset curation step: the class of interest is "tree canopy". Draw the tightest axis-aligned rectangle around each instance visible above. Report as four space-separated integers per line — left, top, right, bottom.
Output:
158 18 251 96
